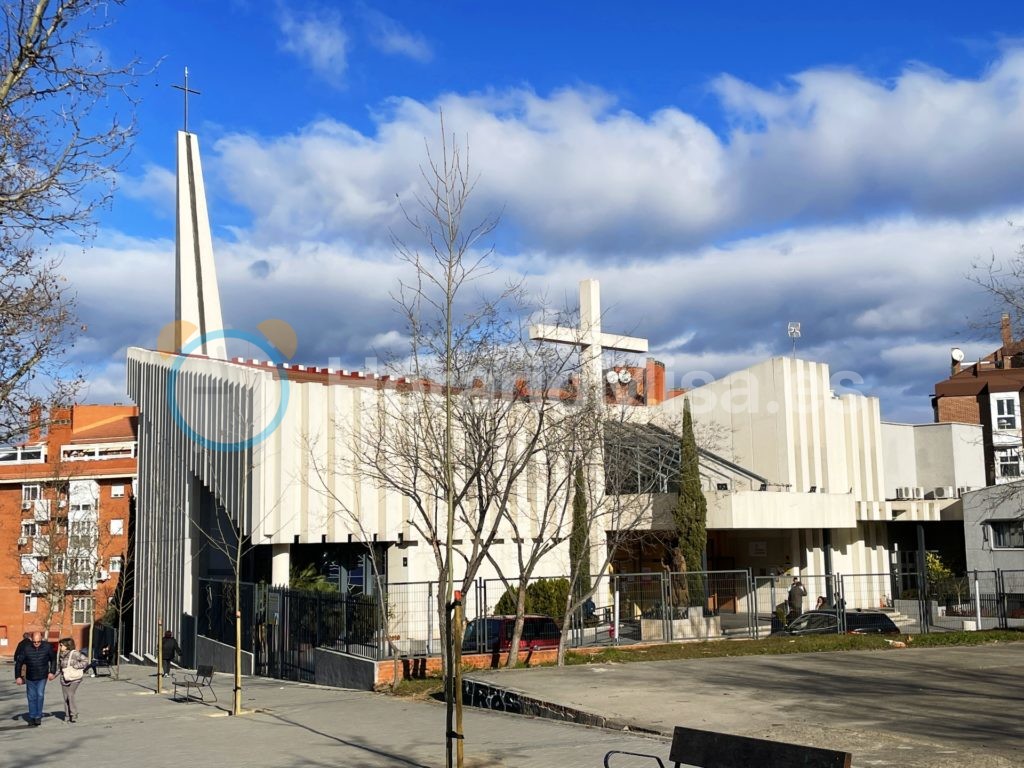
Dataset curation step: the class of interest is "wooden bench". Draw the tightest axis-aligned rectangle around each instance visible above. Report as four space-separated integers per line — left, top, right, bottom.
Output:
172 665 217 704
605 725 852 768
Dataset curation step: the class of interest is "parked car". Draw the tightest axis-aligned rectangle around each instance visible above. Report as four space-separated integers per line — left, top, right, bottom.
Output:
462 615 561 653
771 609 900 637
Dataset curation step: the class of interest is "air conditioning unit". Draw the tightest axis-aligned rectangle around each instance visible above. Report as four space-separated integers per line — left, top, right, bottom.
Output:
58 499 66 508
957 486 975 497
912 487 925 499
17 536 27 546
896 486 912 500
934 486 955 499
21 500 32 511
97 570 109 582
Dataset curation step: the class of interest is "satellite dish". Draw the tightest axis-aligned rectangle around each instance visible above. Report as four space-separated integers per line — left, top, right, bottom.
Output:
618 369 633 384
951 348 965 362
605 370 620 385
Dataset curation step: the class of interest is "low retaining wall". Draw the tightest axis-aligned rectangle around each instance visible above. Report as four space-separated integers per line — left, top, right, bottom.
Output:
195 635 253 676
460 676 659 733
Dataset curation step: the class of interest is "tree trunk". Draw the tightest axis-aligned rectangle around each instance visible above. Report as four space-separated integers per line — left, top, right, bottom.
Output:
504 580 530 668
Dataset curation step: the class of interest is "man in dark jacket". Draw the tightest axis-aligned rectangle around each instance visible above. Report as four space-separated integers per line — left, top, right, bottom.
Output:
160 630 180 676
788 576 807 622
14 631 57 726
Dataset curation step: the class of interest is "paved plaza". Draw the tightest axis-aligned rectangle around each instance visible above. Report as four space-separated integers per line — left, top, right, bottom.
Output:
3 644 1023 767
468 644 1024 767
0 663 666 768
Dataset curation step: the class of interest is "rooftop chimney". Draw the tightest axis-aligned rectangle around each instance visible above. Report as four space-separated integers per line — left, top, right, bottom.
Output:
1002 313 1013 347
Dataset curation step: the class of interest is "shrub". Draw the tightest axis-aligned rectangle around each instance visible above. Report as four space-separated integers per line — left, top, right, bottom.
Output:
494 578 570 623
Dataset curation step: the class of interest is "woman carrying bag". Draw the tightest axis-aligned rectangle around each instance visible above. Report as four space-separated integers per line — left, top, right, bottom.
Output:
58 638 89 723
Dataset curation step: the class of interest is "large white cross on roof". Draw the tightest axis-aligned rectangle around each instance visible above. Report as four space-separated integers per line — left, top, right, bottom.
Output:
530 279 648 396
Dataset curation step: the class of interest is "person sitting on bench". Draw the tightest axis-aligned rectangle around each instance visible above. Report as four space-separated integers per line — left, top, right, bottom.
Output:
88 644 113 677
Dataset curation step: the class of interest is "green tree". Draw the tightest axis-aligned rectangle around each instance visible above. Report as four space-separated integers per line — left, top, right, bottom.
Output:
671 401 707 606
568 464 590 599
289 563 339 593
495 578 570 625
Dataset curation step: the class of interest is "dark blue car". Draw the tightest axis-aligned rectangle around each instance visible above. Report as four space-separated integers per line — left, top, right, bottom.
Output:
772 610 900 637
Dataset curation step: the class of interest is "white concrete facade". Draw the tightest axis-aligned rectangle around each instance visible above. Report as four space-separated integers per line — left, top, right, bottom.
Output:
126 350 591 655
654 357 978 604
175 131 227 360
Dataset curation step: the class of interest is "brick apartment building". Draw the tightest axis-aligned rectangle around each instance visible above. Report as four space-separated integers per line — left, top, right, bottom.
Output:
0 404 137 656
933 314 1024 486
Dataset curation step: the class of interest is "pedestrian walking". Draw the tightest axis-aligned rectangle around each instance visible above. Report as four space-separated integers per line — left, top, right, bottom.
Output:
57 638 89 723
14 631 57 726
788 576 807 622
14 632 31 673
161 630 180 676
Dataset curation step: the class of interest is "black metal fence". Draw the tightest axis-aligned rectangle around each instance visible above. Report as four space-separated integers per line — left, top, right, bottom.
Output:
196 568 1024 682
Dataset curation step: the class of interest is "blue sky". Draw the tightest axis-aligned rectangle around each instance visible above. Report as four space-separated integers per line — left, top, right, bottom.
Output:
62 1 1024 421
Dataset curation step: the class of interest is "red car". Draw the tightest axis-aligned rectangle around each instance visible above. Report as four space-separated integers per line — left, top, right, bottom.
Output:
462 615 561 653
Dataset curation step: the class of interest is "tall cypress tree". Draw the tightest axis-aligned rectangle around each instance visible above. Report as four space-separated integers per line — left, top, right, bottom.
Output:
569 464 591 599
672 401 707 601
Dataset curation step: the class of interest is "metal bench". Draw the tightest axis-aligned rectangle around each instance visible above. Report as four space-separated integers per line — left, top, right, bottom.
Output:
605 725 852 768
172 664 217 703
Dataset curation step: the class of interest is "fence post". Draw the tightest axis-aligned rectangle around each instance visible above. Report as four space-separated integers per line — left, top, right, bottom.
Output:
746 569 754 639
613 576 620 646
661 571 671 642
997 570 1007 630
427 581 434 656
973 572 982 631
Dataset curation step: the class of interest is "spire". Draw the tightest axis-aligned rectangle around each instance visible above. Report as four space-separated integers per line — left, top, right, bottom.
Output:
174 130 227 359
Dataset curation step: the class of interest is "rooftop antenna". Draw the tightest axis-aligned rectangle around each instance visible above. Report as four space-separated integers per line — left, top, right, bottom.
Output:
787 322 801 359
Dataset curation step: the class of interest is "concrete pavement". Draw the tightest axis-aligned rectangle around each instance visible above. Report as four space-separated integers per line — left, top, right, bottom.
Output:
0 664 667 768
466 644 1024 768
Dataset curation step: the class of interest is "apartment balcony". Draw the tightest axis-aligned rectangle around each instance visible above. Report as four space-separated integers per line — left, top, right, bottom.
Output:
21 499 51 521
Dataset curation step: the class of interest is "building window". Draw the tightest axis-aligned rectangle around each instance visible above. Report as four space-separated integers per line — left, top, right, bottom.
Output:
996 397 1018 429
110 519 124 536
72 597 94 625
990 520 1024 549
109 556 123 573
68 520 97 551
998 450 1021 478
20 521 37 538
24 595 37 613
111 484 125 498
22 484 40 501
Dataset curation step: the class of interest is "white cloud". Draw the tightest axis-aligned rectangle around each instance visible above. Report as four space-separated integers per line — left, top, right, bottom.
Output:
278 7 349 85
364 10 432 63
206 50 1024 257
118 164 175 214
68 49 1024 425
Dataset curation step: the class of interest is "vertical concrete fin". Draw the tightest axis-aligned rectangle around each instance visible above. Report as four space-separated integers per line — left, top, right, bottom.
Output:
175 131 228 359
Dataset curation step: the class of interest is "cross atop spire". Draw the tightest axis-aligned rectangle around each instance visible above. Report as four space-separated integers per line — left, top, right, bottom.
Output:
530 279 648 397
172 66 201 133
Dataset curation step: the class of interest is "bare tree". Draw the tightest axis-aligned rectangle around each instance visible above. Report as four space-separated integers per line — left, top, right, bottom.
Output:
329 117 590 768
0 0 141 442
302 438 409 691
188 455 281 717
1 0 138 237
21 465 110 645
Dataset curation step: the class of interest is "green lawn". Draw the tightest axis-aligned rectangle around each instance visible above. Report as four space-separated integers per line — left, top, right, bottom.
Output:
384 629 1024 698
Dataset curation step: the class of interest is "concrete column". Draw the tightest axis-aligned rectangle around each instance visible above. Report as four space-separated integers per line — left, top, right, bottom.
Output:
791 529 802 576
271 544 290 587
